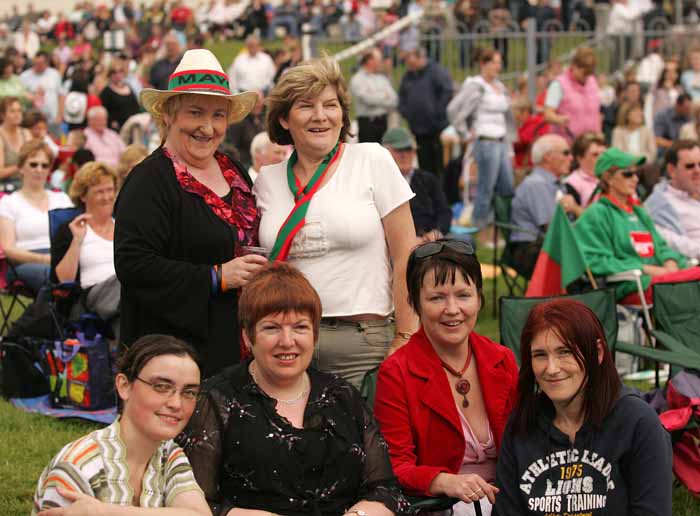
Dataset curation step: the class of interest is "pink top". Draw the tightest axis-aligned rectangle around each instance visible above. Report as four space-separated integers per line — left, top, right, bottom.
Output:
456 401 497 483
84 127 126 169
564 168 599 208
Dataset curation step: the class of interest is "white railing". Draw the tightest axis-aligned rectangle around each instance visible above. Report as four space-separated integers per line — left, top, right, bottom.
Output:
331 10 425 62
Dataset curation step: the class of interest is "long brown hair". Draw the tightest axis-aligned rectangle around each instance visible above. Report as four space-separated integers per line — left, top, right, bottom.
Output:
510 299 621 435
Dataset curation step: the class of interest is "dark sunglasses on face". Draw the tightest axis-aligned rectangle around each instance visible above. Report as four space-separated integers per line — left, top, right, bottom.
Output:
618 168 640 178
28 161 50 170
413 240 475 260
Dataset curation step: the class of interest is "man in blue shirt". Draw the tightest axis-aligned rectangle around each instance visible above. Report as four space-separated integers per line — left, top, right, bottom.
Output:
509 134 581 276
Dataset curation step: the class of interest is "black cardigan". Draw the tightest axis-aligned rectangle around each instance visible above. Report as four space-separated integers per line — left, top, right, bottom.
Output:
114 147 253 377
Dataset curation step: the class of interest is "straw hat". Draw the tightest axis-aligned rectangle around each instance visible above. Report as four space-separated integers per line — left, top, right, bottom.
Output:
139 49 258 125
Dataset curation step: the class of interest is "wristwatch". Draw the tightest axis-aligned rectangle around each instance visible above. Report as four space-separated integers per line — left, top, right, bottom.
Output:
345 510 367 516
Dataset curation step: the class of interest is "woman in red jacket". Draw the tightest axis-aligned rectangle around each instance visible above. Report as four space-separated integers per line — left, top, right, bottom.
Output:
375 240 519 516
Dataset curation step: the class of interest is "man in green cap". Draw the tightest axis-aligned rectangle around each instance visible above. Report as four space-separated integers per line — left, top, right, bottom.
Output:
382 126 452 237
574 147 700 303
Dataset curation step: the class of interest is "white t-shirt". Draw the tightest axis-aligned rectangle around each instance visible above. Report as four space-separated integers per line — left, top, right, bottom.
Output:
79 224 115 288
0 190 73 250
472 76 509 139
254 143 414 317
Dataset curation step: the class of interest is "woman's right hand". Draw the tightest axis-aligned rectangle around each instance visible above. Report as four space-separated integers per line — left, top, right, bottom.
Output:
221 254 268 289
430 472 500 505
642 264 670 277
68 214 92 244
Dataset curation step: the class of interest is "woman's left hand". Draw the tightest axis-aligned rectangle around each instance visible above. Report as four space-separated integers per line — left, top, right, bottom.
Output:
37 488 106 516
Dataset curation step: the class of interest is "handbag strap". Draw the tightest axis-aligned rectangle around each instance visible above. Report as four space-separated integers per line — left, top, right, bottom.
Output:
54 339 81 363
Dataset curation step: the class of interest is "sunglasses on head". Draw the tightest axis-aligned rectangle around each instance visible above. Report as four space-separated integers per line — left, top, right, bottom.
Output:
28 161 50 170
412 240 475 261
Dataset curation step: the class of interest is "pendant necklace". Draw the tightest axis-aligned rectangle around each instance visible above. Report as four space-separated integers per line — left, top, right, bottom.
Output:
439 345 472 407
250 361 309 405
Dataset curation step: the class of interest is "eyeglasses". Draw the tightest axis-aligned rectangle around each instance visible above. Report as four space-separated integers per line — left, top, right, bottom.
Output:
135 377 201 401
412 240 475 261
28 162 50 170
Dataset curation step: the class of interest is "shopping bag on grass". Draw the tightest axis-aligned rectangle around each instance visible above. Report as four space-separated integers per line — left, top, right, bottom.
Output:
44 332 115 410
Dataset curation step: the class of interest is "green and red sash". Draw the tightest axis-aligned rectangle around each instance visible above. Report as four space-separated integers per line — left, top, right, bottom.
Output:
269 143 343 262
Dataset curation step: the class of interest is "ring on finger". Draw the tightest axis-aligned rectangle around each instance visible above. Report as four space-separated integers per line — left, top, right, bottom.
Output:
465 491 475 498
475 488 483 493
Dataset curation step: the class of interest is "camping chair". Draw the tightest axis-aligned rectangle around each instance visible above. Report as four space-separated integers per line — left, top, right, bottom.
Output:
0 191 38 335
491 195 540 316
650 280 700 373
359 367 469 515
499 288 700 371
0 250 35 336
47 207 113 339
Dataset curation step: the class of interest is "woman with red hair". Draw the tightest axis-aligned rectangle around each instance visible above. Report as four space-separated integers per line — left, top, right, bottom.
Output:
494 299 672 516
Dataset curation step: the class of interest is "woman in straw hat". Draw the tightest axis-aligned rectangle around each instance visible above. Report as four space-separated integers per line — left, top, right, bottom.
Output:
254 57 418 390
115 49 267 377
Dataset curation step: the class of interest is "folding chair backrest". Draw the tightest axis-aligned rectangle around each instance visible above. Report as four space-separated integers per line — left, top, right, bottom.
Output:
652 280 700 355
499 288 618 365
49 207 82 243
360 366 379 413
493 195 513 241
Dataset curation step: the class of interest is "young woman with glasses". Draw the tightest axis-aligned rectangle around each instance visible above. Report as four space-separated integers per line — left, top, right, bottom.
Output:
375 239 519 516
575 147 700 303
32 334 211 516
0 139 72 296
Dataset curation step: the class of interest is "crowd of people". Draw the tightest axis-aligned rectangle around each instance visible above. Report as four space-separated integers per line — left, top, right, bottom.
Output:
0 1 693 516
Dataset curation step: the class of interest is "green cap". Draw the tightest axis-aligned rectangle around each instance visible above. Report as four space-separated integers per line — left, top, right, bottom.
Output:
594 147 646 178
381 127 416 150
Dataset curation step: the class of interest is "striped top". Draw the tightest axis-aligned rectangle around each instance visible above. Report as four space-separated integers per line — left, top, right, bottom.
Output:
32 419 202 513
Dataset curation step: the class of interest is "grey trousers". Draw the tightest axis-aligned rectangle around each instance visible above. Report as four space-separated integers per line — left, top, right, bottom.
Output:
313 318 393 391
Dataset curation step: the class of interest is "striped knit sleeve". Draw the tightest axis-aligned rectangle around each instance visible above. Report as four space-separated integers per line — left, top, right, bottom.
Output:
32 437 99 514
163 441 204 506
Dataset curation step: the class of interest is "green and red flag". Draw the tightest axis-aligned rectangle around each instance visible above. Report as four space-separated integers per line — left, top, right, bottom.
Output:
525 205 588 297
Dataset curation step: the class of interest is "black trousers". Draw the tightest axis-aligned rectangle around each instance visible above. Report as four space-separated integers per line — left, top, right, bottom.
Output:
415 132 444 175
357 115 388 143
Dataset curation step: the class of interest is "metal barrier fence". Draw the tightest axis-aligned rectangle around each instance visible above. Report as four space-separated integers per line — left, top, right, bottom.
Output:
313 14 700 100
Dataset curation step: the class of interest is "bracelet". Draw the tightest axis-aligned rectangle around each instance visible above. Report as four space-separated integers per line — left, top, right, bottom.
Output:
396 331 413 340
215 264 223 293
210 266 218 297
220 263 228 292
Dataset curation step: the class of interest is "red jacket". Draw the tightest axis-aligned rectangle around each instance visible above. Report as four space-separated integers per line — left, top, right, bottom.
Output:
374 328 518 496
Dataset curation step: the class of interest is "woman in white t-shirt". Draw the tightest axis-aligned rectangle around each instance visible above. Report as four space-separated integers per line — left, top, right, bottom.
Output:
447 47 516 231
53 162 119 327
0 140 72 295
255 57 418 389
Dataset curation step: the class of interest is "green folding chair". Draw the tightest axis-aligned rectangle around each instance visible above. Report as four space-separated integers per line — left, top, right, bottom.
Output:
499 287 700 370
499 288 618 365
651 280 700 369
491 195 540 317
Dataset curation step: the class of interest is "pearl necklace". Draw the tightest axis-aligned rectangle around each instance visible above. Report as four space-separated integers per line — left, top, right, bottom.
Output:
250 361 310 405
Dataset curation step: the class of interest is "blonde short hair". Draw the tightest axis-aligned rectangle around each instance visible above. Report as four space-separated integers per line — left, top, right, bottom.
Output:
266 57 351 146
116 143 148 183
69 161 118 208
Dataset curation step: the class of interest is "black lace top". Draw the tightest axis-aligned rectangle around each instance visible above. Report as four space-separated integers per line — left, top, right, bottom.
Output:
177 360 411 516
